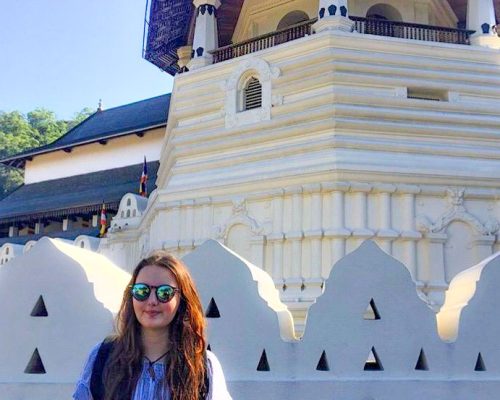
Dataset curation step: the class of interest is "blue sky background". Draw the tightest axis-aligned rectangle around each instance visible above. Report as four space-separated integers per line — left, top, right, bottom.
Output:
0 0 173 120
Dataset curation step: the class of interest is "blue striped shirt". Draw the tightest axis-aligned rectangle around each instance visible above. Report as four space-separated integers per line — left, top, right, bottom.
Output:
73 344 232 400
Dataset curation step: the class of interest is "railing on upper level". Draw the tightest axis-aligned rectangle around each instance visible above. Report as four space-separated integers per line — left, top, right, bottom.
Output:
350 16 474 45
211 17 476 64
212 19 314 64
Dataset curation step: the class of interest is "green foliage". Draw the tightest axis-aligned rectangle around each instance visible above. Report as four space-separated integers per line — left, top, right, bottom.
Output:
0 108 93 199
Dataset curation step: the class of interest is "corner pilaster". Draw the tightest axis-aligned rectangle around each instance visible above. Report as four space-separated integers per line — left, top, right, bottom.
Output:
313 0 354 33
467 0 500 49
188 0 221 70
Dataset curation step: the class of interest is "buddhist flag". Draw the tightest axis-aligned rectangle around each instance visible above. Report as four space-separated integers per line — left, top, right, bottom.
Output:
139 156 148 197
99 203 107 237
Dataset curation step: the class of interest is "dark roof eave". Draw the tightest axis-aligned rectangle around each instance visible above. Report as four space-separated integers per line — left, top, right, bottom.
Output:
0 122 167 169
0 201 120 225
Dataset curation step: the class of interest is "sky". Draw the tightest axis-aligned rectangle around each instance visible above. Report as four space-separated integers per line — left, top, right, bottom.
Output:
0 0 174 120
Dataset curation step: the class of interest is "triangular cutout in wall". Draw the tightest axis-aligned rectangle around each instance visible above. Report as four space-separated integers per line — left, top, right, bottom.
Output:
364 347 383 371
207 344 212 351
30 295 48 317
24 348 46 374
205 298 221 318
363 298 380 320
316 350 330 371
257 349 270 371
475 353 486 372
415 348 429 371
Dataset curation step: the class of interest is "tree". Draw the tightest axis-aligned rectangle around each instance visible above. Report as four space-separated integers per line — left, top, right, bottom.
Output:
0 107 94 199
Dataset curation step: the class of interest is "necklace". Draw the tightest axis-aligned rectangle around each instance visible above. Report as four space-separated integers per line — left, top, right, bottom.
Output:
145 350 169 380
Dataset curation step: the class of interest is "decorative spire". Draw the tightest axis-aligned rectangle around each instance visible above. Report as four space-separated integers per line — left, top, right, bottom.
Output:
97 99 103 112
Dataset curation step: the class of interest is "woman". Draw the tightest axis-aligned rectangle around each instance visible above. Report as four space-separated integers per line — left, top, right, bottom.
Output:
73 251 232 400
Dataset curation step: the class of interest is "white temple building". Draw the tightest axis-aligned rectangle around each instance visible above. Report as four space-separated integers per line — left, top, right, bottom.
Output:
0 0 499 398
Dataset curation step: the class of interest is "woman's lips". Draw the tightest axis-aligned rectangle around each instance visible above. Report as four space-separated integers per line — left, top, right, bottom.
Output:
145 311 160 317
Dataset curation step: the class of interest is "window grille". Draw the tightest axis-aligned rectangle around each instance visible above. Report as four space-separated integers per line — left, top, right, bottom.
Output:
244 78 262 110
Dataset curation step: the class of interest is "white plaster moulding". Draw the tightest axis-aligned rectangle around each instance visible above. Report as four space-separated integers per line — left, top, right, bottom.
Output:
328 89 500 116
333 103 500 127
318 46 500 77
155 173 500 204
166 149 500 193
320 29 500 63
171 109 334 150
328 135 500 161
155 183 500 207
335 118 500 142
173 137 333 175
331 71 500 99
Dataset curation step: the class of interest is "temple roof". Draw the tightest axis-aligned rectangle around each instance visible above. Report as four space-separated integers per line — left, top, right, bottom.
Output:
143 0 500 75
0 161 159 225
1 94 171 169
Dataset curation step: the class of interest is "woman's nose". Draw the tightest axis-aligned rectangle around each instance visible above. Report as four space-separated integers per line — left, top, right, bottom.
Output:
147 289 159 305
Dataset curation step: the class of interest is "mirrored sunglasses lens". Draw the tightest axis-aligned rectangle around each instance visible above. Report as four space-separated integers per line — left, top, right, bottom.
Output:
132 284 150 301
156 285 175 302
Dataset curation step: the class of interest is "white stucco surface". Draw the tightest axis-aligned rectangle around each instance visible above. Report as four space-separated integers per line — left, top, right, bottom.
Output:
0 237 130 393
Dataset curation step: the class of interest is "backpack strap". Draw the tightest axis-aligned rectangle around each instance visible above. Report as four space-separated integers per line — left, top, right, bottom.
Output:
90 337 115 400
201 352 210 400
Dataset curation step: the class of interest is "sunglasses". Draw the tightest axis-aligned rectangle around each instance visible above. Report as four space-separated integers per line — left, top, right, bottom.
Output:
130 283 180 303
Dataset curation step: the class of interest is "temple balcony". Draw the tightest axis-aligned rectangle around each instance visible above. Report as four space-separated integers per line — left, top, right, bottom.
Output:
211 17 476 64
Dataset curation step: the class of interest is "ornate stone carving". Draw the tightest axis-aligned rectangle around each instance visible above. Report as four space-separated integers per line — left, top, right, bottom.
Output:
224 58 279 128
417 188 499 235
213 197 264 240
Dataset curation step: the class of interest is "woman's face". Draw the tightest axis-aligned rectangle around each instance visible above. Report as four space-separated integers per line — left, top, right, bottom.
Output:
132 264 181 333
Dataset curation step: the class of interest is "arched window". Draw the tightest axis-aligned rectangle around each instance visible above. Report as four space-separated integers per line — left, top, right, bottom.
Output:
80 241 85 248
126 198 131 206
277 10 309 30
5 247 9 255
366 4 402 21
243 77 262 111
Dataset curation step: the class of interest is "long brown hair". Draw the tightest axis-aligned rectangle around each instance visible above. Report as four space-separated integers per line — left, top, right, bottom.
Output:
103 251 207 400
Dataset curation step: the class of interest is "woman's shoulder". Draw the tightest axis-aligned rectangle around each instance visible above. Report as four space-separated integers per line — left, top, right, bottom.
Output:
72 341 106 400
206 350 232 400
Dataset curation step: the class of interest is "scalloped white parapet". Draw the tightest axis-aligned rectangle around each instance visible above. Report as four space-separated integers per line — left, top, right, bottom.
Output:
0 237 130 383
23 240 38 253
0 243 23 265
74 235 101 252
183 240 297 380
109 193 149 232
300 240 446 377
437 251 500 342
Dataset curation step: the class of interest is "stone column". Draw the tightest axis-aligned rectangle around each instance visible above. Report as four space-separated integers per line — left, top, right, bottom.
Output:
323 182 350 276
179 200 195 252
422 233 448 310
349 183 374 250
269 190 285 288
8 226 18 237
303 184 323 298
194 197 212 246
313 0 354 32
188 0 221 70
35 221 44 235
62 218 73 232
284 186 304 299
397 185 421 281
374 184 398 254
467 0 500 49
473 235 495 262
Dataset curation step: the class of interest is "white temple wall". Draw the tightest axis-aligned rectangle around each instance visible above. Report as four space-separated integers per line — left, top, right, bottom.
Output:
2 238 500 399
100 183 500 327
24 128 164 184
